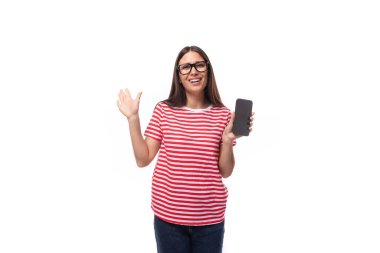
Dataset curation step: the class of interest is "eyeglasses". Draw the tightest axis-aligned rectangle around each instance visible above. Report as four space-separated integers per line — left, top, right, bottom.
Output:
177 61 208 75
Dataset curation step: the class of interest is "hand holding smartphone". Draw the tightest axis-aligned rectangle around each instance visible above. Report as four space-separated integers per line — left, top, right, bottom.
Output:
232 98 253 136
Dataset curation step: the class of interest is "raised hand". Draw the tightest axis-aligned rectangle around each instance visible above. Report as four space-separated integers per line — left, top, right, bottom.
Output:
116 88 142 119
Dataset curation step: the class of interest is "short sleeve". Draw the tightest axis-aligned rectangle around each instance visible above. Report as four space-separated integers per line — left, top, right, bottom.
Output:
144 103 163 142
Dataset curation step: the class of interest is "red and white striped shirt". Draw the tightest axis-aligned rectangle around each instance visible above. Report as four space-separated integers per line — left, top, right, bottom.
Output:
144 102 234 226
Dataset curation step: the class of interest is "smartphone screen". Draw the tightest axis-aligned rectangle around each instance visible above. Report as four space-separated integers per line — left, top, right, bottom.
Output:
232 98 252 136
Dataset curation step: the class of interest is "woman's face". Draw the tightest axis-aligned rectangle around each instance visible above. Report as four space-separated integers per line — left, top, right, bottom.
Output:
178 51 208 95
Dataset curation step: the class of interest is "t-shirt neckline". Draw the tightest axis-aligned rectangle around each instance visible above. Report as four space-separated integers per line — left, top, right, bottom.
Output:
182 104 213 112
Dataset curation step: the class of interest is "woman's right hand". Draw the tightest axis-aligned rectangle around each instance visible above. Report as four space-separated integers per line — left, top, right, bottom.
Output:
117 88 142 119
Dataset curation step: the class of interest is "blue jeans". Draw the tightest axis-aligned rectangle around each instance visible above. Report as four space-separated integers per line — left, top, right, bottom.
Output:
154 216 225 253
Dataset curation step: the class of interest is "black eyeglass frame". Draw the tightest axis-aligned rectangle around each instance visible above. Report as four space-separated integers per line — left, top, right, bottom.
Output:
177 61 209 75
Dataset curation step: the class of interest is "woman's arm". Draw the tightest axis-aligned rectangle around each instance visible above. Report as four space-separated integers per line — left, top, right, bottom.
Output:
117 89 160 167
218 112 237 178
218 140 235 178
127 116 160 167
218 112 254 178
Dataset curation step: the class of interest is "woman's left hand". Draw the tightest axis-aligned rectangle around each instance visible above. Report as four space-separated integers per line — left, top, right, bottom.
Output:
222 112 254 144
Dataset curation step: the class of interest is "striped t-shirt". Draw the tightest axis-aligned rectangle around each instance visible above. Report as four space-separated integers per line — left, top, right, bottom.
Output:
144 101 234 226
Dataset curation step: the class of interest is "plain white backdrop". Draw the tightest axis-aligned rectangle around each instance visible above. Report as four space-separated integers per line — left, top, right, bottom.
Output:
1 0 379 252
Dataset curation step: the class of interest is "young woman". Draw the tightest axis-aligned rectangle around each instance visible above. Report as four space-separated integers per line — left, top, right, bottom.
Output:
117 45 254 253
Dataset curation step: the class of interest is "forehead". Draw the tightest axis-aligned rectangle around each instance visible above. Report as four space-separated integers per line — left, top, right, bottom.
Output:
179 51 205 64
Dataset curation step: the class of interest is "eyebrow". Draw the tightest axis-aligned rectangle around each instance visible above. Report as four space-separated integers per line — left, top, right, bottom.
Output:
179 61 205 65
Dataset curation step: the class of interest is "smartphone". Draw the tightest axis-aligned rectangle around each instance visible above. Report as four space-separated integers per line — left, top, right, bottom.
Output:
232 98 253 136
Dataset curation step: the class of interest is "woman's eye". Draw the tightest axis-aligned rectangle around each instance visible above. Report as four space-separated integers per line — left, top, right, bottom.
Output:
181 65 191 70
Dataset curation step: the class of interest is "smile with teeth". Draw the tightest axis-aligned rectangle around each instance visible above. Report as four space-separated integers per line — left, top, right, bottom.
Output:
189 78 201 84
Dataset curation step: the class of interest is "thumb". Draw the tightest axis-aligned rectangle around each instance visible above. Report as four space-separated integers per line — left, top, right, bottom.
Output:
230 112 235 121
135 92 142 103
226 112 235 130
229 112 235 124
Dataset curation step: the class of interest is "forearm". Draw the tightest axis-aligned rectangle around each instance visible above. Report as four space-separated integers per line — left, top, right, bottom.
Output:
218 142 235 178
128 115 149 167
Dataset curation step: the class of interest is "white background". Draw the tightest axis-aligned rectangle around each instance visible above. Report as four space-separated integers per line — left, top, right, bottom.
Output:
1 0 379 252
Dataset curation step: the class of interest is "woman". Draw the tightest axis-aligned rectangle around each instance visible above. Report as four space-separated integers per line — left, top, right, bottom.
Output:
117 45 254 253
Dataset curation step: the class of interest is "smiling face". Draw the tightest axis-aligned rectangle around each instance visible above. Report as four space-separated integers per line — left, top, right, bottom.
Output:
178 51 208 96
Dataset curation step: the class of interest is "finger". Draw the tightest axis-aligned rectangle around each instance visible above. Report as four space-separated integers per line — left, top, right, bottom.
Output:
227 132 238 140
124 88 131 99
226 112 235 130
229 112 235 124
136 92 142 103
118 90 125 103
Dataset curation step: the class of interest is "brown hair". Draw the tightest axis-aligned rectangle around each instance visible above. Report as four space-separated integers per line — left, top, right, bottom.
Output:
163 46 224 107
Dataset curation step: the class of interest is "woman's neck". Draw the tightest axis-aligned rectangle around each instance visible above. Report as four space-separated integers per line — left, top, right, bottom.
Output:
185 93 209 109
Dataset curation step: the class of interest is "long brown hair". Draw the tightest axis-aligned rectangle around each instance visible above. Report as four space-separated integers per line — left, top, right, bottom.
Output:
163 46 224 107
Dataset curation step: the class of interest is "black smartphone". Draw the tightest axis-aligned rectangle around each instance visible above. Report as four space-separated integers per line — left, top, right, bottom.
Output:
232 98 253 136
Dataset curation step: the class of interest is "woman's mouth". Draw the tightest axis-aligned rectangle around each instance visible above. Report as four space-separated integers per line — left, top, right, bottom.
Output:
189 78 201 85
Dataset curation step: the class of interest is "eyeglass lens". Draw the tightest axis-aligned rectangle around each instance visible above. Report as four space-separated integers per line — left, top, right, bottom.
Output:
179 62 207 74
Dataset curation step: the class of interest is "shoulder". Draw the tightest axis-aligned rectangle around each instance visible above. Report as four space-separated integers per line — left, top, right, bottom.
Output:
155 101 165 108
152 101 178 118
209 106 232 124
153 101 169 111
155 101 176 113
210 105 232 116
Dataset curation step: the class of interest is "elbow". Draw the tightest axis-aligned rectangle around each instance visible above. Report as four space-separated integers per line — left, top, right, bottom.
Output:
219 162 234 178
219 166 233 178
221 171 232 178
136 160 149 168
